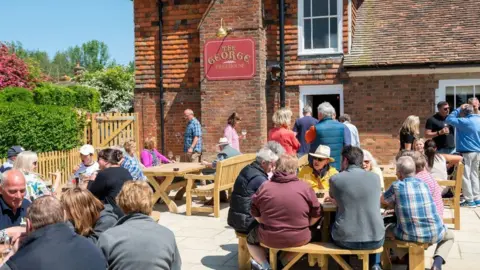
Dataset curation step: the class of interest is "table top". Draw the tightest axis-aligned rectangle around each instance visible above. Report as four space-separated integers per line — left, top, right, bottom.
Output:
318 198 337 212
143 162 205 176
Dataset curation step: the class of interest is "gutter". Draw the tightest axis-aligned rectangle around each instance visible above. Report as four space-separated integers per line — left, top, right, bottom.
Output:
158 0 165 154
279 0 286 107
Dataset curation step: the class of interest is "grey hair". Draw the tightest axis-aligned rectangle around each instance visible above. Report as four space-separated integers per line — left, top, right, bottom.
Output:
468 97 478 104
256 147 279 164
462 104 474 116
265 141 285 157
303 105 312 114
317 102 336 118
362 149 378 167
396 156 416 178
338 114 351 123
13 151 38 173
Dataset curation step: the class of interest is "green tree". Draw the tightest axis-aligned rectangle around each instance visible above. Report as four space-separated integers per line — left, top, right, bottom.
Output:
67 40 110 72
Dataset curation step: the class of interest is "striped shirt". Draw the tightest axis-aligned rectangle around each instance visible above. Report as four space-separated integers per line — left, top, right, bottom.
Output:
383 177 445 244
415 169 444 218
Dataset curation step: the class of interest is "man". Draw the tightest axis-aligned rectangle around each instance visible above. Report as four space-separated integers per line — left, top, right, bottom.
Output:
97 181 181 270
228 142 285 235
183 109 202 162
425 101 455 154
382 156 454 270
446 104 480 207
293 105 318 157
72 144 99 180
305 102 351 170
202 137 241 171
0 146 24 173
1 196 107 270
0 170 30 243
329 146 384 270
338 114 361 147
468 97 479 114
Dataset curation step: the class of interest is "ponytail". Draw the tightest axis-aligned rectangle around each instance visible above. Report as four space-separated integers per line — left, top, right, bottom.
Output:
424 139 437 169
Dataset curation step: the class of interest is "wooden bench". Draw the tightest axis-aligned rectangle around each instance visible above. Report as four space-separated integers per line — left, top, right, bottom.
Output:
382 240 429 270
261 242 383 270
184 154 256 217
438 163 464 230
236 232 252 270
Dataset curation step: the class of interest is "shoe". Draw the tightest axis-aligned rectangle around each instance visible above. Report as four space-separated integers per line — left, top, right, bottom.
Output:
371 264 383 270
460 201 476 208
475 200 480 206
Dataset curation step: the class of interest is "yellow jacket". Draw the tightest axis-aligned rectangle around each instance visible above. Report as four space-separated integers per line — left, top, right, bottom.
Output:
298 165 338 192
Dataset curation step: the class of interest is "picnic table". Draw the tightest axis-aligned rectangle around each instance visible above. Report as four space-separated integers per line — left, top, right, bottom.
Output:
319 198 336 242
143 163 205 213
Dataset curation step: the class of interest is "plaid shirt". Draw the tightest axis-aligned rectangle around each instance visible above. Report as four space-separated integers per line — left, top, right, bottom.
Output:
122 154 146 181
383 177 446 244
184 118 202 152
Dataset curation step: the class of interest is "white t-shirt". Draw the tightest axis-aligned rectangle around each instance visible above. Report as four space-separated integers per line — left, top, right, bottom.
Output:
73 162 100 178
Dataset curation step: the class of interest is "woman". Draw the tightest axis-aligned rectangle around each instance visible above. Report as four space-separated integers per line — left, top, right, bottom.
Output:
362 149 385 191
88 148 132 217
413 138 425 154
224 112 243 152
399 115 420 150
13 151 61 201
124 140 143 168
424 139 463 194
122 140 146 181
268 108 300 155
247 155 321 269
140 137 172 167
61 188 118 243
298 145 338 192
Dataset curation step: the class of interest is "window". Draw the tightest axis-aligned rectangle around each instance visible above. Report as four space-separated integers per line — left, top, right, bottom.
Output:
436 80 480 111
299 85 344 117
298 0 343 55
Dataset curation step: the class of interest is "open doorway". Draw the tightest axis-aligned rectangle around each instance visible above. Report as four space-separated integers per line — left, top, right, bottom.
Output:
299 85 344 118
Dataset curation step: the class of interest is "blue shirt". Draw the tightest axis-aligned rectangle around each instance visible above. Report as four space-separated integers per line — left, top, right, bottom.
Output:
383 177 446 244
293 116 318 155
446 107 480 153
184 118 202 152
0 196 31 230
122 154 146 181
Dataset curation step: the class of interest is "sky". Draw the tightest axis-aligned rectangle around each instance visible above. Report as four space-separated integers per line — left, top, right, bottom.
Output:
0 0 134 65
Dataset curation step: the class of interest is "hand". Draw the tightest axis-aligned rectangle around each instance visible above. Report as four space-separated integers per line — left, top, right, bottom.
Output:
10 233 26 253
49 170 61 180
6 226 26 239
170 160 176 163
72 164 80 174
461 103 469 109
201 161 209 165
187 148 193 153
443 127 450 134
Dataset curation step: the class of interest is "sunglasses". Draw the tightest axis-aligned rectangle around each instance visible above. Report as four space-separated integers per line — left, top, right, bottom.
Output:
313 157 327 161
33 161 37 166
442 107 450 111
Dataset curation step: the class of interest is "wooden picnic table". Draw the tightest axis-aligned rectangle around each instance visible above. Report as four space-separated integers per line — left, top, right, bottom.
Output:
143 163 205 213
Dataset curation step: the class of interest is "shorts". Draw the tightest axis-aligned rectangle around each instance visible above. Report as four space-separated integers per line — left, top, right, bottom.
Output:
247 224 260 245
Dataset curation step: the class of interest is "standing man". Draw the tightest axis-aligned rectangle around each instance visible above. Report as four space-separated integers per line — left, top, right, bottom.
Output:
183 109 202 162
338 114 361 147
0 146 24 173
425 101 455 154
446 104 480 207
468 97 479 114
305 102 351 171
293 106 318 157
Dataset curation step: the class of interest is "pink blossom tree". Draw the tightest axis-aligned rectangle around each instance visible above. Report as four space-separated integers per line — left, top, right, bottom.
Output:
0 43 31 89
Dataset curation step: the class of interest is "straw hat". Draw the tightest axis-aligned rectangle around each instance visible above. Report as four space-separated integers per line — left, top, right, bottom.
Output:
309 145 335 163
216 137 230 146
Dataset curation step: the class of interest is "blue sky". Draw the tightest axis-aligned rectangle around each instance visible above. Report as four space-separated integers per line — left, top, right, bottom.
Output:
0 0 134 65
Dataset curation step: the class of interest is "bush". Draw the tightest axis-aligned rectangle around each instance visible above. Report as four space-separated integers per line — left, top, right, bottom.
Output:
33 83 76 107
68 85 101 112
0 87 34 103
0 102 85 158
0 44 32 89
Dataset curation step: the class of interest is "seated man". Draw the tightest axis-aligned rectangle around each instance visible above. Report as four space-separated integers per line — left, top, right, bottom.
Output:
1 196 107 270
202 137 241 172
298 145 338 192
248 154 321 269
0 170 30 242
0 146 24 173
329 146 384 270
382 156 454 270
72 144 99 182
97 181 181 270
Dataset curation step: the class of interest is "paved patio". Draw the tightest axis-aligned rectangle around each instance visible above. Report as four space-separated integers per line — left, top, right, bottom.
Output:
154 198 480 270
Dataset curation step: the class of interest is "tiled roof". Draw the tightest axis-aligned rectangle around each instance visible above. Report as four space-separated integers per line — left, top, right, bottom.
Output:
344 0 480 67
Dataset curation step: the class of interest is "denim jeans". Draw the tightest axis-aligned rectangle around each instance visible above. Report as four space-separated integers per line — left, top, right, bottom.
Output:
333 238 385 267
437 147 456 154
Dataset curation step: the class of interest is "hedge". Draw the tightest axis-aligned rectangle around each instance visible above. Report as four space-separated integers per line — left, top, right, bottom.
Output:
68 85 101 112
0 87 34 103
0 102 86 158
33 84 77 107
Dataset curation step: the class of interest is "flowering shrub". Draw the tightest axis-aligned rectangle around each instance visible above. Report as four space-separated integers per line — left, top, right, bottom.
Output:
0 43 31 89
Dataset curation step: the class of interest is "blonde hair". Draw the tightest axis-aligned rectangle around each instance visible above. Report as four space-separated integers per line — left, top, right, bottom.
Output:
413 138 425 151
13 151 38 173
144 137 156 150
61 188 104 236
362 149 378 168
123 139 136 155
275 154 298 174
272 108 293 127
400 115 420 135
116 181 153 215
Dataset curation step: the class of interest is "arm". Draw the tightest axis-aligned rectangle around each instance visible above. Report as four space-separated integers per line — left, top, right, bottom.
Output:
305 126 316 144
446 107 462 128
291 132 301 151
306 188 321 226
343 125 351 146
154 149 171 163
292 120 299 137
248 175 268 193
171 242 182 270
189 121 202 152
251 191 262 223
381 185 395 207
224 126 234 144
140 150 152 167
441 154 463 165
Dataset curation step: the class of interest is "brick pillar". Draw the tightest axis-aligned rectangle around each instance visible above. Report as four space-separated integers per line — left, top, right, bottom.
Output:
199 0 267 158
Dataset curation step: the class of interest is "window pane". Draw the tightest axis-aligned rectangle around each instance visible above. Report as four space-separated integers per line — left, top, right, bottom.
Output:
456 85 474 106
312 18 329 49
330 18 338 49
312 0 328 17
304 19 312 49
446 86 455 109
304 0 311 17
475 85 480 96
330 0 337 14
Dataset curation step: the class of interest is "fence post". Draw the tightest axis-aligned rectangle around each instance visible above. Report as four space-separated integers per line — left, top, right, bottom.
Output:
91 113 98 149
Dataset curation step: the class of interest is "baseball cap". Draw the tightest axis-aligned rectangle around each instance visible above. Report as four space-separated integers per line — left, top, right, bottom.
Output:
7 146 24 158
79 144 95 156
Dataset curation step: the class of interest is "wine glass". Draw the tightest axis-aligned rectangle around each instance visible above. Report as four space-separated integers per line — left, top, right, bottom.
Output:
241 129 247 139
167 151 174 160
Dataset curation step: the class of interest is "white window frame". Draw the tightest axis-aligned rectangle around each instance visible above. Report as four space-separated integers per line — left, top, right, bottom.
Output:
299 84 344 116
297 0 343 56
436 79 480 112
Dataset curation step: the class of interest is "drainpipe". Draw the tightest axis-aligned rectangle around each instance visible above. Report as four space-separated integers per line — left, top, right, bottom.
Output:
348 0 352 53
158 0 165 154
279 0 286 108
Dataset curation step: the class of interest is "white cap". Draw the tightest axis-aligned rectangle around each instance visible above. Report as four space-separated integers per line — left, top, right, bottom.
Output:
79 144 95 156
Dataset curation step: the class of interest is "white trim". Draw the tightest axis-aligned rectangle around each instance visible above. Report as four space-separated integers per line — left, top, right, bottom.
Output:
437 79 480 111
348 0 352 53
348 67 480 77
299 85 344 116
297 0 343 56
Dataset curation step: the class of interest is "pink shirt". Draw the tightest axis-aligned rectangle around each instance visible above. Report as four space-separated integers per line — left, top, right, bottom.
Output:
224 124 240 152
416 170 444 218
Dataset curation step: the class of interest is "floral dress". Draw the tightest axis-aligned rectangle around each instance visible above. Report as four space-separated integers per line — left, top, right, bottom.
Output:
24 172 51 201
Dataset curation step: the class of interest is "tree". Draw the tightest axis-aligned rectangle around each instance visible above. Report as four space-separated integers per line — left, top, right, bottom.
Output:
0 43 32 89
66 40 110 72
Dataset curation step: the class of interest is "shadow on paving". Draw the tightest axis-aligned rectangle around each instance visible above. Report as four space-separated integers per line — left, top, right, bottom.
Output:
200 244 237 269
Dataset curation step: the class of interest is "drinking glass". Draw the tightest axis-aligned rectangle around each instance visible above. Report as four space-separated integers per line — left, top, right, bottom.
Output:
241 129 247 139
167 151 174 160
175 155 181 163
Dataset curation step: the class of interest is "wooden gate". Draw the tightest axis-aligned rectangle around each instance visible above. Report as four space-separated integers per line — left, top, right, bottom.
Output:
85 112 140 152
